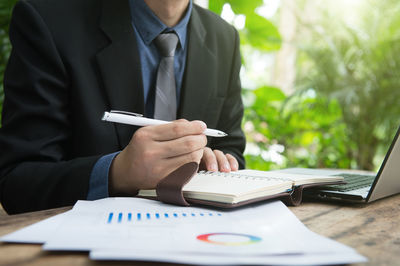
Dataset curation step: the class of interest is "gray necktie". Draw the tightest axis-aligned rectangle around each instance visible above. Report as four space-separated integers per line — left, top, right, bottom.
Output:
154 33 179 121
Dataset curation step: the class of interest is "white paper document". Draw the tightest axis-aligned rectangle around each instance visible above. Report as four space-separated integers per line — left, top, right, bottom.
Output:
0 197 367 265
90 249 366 265
0 212 70 243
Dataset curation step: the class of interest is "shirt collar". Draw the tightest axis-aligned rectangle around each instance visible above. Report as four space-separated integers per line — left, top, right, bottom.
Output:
129 0 192 48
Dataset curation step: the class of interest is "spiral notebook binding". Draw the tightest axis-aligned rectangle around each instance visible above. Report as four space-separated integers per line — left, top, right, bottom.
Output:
197 171 291 182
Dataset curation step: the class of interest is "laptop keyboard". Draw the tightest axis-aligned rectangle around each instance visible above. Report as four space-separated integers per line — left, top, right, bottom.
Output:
320 173 376 192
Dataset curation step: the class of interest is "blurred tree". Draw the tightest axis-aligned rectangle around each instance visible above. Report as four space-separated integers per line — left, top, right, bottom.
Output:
210 1 286 170
0 0 17 118
210 1 352 170
212 0 400 171
295 0 400 170
209 0 281 51
243 85 352 171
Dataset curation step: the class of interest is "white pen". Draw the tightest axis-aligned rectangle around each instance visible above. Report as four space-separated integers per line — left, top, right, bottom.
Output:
101 110 228 137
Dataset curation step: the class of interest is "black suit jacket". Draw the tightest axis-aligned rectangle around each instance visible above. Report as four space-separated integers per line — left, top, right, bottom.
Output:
0 0 246 214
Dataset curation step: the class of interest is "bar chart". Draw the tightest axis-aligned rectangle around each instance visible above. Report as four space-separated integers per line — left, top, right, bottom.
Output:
106 210 223 224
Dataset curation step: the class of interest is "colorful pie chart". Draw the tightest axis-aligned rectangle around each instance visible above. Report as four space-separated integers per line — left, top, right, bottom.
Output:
197 233 262 246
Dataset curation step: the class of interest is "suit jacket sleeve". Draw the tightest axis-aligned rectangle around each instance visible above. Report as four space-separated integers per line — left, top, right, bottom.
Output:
0 1 100 214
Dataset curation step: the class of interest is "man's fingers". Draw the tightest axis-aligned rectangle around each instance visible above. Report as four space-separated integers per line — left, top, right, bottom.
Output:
214 149 231 172
200 147 218 171
226 153 239 171
160 134 207 159
200 149 239 172
149 120 207 141
163 149 204 175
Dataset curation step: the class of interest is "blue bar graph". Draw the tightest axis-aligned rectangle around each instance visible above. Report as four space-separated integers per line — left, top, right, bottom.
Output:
106 211 223 224
108 212 113 224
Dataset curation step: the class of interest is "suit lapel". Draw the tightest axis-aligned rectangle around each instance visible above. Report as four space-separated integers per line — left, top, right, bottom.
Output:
96 0 144 148
178 7 217 121
95 3 216 146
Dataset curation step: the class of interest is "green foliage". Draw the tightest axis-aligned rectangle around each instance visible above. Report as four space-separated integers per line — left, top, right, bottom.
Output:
295 0 400 170
243 86 352 170
209 0 281 52
209 0 263 20
0 0 16 118
243 14 281 51
212 0 400 171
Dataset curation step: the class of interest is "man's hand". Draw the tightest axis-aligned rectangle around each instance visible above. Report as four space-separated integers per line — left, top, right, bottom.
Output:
200 147 239 173
109 120 207 195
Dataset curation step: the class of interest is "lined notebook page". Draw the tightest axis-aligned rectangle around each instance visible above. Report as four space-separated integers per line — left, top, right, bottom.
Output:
237 170 343 186
181 171 293 203
138 170 343 204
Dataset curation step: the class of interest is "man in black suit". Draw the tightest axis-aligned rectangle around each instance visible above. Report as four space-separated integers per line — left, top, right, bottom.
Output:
0 0 245 214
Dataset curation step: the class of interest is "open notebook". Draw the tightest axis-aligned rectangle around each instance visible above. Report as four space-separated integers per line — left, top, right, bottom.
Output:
138 165 344 208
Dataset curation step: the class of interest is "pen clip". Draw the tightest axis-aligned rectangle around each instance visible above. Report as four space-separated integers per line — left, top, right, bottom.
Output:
110 110 143 117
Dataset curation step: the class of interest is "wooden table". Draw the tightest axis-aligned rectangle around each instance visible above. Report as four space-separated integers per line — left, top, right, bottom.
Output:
1 195 399 266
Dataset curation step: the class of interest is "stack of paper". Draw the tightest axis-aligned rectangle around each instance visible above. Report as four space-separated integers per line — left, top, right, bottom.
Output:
0 198 366 265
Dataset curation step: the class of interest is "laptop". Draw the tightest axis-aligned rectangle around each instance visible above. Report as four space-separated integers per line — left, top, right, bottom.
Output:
275 125 400 203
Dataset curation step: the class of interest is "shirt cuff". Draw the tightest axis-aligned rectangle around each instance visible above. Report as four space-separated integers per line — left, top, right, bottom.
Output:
87 152 120 200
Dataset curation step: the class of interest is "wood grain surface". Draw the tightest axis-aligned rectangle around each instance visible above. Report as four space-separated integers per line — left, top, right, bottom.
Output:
291 195 400 266
1 195 399 266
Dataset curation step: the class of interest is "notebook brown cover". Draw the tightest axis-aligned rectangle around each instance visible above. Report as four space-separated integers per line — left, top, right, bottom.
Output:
142 162 344 208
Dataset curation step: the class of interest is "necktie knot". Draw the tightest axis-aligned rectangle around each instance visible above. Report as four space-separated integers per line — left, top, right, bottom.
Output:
155 33 179 57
